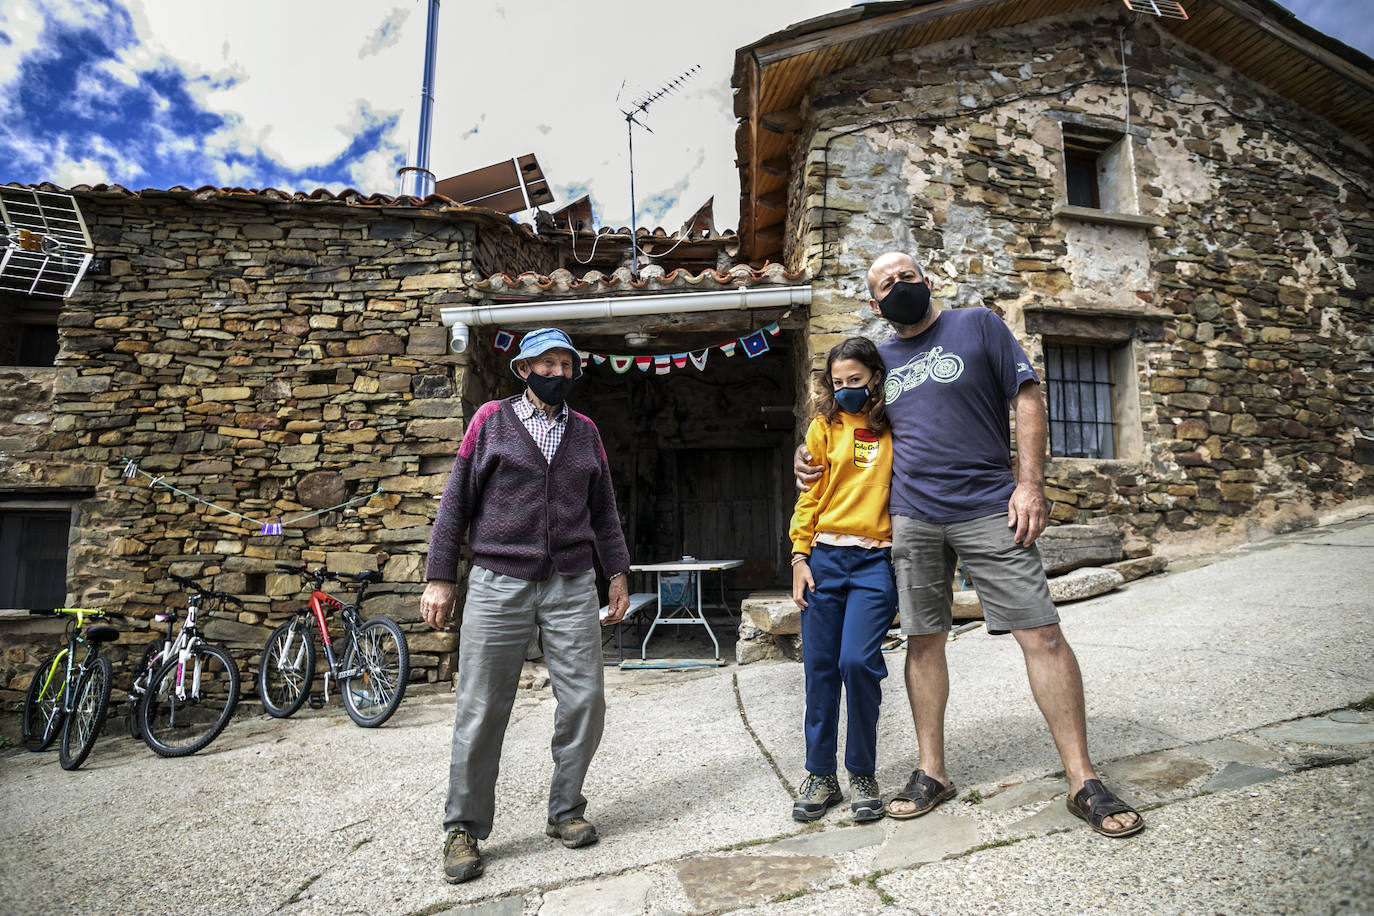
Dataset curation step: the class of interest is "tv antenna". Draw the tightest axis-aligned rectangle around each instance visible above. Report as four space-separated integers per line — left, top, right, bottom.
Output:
618 64 699 277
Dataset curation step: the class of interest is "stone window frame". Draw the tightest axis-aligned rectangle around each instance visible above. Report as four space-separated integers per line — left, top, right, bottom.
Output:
1024 307 1166 464
0 295 62 368
0 494 81 610
1048 112 1160 231
1043 340 1120 460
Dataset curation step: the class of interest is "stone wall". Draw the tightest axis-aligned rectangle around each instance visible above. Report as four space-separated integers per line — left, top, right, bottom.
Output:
0 191 552 715
786 5 1374 554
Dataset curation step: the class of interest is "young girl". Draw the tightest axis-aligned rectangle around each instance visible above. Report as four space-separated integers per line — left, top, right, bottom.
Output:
788 336 895 824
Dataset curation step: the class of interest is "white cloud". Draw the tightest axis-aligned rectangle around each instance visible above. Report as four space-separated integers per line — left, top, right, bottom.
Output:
14 0 1365 232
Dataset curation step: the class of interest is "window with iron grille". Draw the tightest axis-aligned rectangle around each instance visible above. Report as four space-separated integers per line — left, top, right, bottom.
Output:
0 509 70 608
1045 342 1117 459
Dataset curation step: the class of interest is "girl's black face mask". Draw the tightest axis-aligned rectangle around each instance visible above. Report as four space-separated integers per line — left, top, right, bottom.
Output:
526 372 573 406
834 385 872 414
878 280 931 326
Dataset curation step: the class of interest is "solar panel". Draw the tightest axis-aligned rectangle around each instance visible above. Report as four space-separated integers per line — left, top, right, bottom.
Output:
434 154 554 214
0 188 94 298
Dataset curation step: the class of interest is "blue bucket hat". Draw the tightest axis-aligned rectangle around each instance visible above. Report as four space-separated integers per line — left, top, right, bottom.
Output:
509 327 582 380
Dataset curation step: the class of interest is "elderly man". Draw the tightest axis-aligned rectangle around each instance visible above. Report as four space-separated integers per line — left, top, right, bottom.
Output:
797 253 1142 838
422 327 631 883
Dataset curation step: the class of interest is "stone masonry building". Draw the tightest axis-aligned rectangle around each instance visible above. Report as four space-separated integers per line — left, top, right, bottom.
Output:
733 0 1373 556
4 0 1373 712
0 185 559 703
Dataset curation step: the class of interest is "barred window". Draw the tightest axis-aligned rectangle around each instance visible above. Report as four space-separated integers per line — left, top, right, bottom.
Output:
0 509 70 608
1045 343 1117 459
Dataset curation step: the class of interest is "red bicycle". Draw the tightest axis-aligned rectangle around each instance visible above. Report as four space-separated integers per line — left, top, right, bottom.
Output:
257 564 409 727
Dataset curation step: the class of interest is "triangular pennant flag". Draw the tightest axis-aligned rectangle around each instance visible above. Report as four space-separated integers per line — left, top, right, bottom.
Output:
672 353 688 369
493 329 515 352
718 341 737 357
635 356 653 372
592 353 607 365
764 321 781 336
741 330 770 358
689 348 710 371
260 522 283 535
653 354 671 374
610 355 634 374
578 350 590 368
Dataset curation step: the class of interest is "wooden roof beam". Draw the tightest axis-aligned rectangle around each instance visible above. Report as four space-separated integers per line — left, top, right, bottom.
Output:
760 108 804 135
753 0 1006 66
759 192 787 212
760 157 789 177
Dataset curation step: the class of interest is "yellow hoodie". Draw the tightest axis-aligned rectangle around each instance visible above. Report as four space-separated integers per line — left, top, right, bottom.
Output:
788 410 893 555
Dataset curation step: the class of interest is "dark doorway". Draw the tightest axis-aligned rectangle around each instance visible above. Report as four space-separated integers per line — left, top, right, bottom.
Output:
566 326 801 593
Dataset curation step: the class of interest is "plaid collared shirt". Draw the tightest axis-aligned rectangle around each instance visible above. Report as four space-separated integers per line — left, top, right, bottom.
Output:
513 392 568 463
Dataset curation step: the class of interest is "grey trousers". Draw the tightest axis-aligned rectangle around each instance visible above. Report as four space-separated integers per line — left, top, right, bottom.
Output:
443 566 604 839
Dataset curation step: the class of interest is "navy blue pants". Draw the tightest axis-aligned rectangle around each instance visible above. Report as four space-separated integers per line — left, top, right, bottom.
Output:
801 544 896 777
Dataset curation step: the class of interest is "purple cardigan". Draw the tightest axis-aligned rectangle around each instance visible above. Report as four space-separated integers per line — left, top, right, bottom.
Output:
425 396 631 583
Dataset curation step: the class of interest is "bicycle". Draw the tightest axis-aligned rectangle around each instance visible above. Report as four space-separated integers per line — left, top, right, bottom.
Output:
21 607 119 770
258 564 410 727
128 573 243 758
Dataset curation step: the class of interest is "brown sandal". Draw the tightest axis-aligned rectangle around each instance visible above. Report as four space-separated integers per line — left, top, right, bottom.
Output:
885 769 956 820
1066 779 1145 838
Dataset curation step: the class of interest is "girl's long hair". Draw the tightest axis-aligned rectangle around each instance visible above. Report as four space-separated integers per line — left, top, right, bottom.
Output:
815 336 888 434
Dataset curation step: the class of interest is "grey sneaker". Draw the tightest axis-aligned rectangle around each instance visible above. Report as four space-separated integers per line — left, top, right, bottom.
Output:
792 772 842 822
442 828 484 884
849 773 884 823
546 816 599 848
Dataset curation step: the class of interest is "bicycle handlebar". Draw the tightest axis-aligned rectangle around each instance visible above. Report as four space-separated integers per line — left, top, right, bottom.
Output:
273 563 382 589
168 573 244 608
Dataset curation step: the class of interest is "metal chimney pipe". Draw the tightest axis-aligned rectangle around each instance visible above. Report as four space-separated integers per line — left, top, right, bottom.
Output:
398 0 441 198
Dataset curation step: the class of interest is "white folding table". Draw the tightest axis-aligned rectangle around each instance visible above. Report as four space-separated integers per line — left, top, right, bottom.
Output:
629 559 743 660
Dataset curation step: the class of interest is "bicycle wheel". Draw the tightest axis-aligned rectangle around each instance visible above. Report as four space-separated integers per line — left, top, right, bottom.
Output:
341 617 410 727
127 642 164 739
258 620 314 718
23 652 67 751
59 656 112 770
139 644 241 758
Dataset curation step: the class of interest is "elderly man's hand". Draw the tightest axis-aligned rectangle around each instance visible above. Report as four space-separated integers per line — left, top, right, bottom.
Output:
420 580 456 629
601 575 630 626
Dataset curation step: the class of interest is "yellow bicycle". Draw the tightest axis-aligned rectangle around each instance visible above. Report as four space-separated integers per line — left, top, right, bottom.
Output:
22 608 119 770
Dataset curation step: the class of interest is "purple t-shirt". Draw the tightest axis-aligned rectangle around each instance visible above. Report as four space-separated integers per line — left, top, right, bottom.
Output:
878 307 1039 523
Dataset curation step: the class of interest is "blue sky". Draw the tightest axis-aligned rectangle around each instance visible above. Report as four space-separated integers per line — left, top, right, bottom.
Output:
1 0 1369 232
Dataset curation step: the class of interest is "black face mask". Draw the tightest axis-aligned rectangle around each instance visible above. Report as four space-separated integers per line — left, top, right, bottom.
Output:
834 385 872 414
526 372 573 407
878 280 931 326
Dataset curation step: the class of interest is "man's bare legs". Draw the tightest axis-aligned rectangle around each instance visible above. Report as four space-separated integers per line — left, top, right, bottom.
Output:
1012 623 1138 833
889 624 1138 832
887 632 950 816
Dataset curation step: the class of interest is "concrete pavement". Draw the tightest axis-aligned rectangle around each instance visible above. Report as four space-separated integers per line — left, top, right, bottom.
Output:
2 514 1372 915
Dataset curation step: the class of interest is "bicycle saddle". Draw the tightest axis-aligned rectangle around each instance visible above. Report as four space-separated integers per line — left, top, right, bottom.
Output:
86 625 120 644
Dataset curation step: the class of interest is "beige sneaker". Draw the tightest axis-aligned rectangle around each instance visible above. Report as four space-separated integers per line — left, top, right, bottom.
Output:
545 816 599 848
442 828 484 883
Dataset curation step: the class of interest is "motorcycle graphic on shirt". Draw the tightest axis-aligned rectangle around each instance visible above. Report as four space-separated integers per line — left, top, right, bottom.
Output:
884 345 965 403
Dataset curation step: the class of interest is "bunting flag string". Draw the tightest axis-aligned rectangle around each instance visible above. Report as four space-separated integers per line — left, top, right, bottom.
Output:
486 323 787 377
117 457 383 536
